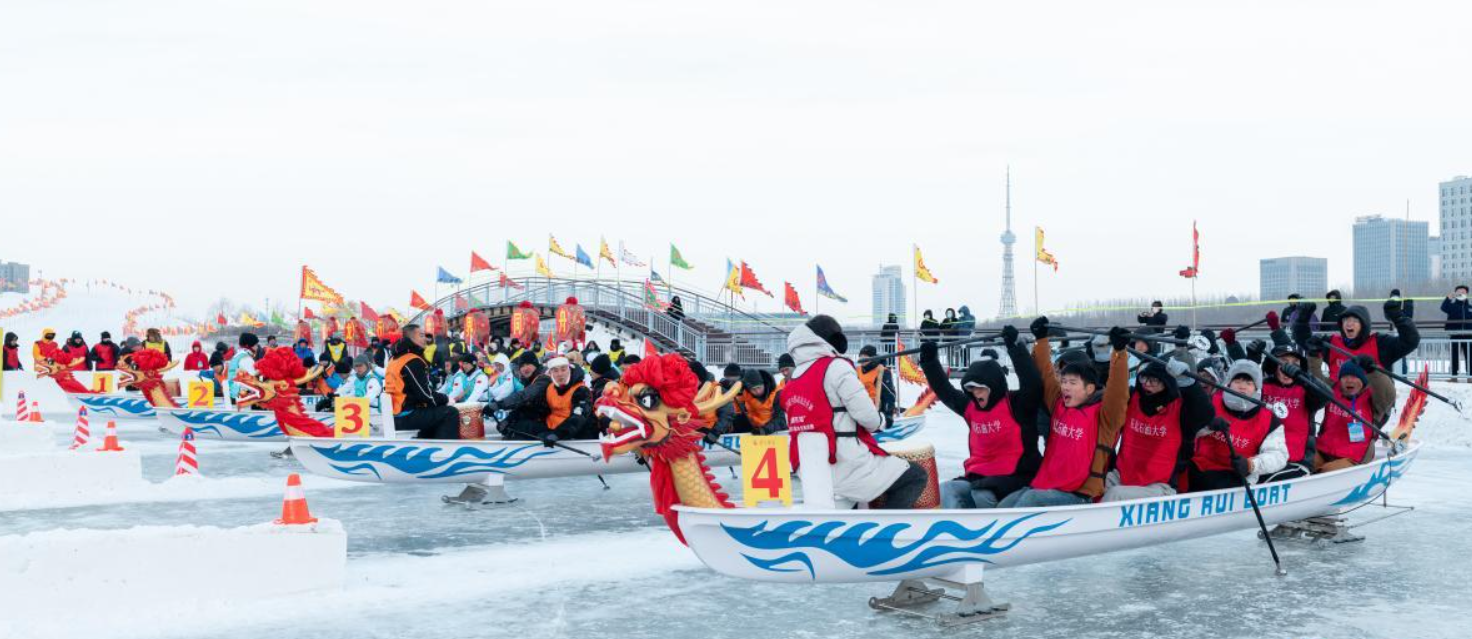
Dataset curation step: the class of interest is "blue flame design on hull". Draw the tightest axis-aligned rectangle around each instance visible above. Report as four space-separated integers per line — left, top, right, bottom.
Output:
1334 454 1411 506
306 442 558 480
169 411 286 440
71 395 156 418
722 513 1069 580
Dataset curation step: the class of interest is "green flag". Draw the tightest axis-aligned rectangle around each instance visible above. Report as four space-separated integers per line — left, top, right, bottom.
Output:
270 310 286 326
670 244 693 270
467 289 486 307
506 241 532 260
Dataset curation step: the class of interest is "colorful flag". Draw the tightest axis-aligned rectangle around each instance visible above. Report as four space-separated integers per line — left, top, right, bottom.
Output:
239 312 262 327
549 235 574 260
894 337 927 385
216 313 228 325
470 251 495 272
299 266 345 305
575 245 594 269
619 242 646 267
643 338 660 358
739 261 773 297
437 267 463 284
670 244 693 270
454 294 469 312
303 307 317 321
723 259 744 298
1035 227 1059 272
1179 221 1200 279
816 265 847 303
359 302 379 323
466 289 486 307
783 282 806 314
409 291 431 311
913 245 938 284
650 268 666 284
535 253 554 277
506 239 535 259
643 279 667 310
499 272 524 290
599 237 617 266
270 310 285 327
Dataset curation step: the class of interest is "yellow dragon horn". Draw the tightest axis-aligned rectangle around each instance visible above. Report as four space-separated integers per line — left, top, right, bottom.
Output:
693 380 743 416
292 365 324 387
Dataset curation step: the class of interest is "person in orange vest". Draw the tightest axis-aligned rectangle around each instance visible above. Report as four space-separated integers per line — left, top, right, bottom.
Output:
384 323 461 439
483 356 593 445
854 345 890 422
775 353 795 390
732 368 785 435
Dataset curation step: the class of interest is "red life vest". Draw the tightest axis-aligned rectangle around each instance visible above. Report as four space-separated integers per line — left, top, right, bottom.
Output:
1318 386 1374 461
961 395 1023 477
1192 395 1274 472
1030 397 1103 493
1328 334 1381 380
1115 393 1183 487
1262 381 1310 461
782 356 887 469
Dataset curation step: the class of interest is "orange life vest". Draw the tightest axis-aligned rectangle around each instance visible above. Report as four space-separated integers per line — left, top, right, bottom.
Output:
545 381 587 429
385 353 422 415
857 364 884 406
739 390 779 427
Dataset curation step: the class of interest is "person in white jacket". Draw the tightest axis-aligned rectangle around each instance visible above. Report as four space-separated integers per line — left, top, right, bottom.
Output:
486 353 515 403
445 354 490 405
1186 359 1288 490
786 316 927 507
338 354 384 410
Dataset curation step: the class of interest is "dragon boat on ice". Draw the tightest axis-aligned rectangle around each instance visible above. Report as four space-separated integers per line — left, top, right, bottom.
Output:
593 353 1429 626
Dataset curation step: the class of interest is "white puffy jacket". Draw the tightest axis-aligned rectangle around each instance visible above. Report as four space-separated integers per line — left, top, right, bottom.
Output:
787 324 909 503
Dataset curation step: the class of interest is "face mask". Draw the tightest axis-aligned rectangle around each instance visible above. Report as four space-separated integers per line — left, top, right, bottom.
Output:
1459 294 1467 301
1222 392 1256 413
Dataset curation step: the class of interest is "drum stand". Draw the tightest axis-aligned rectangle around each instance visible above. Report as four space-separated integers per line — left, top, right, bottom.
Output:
868 565 1009 627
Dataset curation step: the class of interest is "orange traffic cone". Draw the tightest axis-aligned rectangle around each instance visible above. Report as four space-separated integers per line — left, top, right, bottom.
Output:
96 420 125 452
30 402 43 423
274 473 318 525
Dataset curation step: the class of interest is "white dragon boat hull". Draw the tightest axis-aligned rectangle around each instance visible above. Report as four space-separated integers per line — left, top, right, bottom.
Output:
65 392 167 418
154 406 386 442
285 415 927 484
674 440 1420 584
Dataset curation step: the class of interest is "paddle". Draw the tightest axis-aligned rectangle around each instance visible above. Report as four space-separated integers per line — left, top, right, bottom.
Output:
1260 351 1394 445
1319 341 1462 412
1129 347 1286 576
856 333 1004 365
1055 325 1193 347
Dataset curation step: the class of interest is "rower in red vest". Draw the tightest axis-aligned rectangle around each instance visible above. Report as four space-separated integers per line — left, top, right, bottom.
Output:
1188 360 1289 491
1307 357 1383 473
920 325 1043 509
998 318 1131 508
1103 358 1214 501
782 315 927 508
1248 319 1327 482
1291 295 1417 424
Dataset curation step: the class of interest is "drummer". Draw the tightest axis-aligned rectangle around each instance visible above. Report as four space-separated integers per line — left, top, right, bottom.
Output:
920 325 1043 509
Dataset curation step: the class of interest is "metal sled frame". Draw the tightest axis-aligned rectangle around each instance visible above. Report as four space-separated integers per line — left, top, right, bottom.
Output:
442 474 520 510
868 565 1010 627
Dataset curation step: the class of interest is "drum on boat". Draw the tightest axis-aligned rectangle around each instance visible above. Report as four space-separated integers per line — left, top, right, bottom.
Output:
457 403 486 440
870 442 940 509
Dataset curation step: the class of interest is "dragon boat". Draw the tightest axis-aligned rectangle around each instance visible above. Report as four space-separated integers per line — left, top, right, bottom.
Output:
594 353 1431 626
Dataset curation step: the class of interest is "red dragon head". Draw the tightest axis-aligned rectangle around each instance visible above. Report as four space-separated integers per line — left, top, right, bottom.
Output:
235 347 319 409
118 347 174 386
596 354 741 461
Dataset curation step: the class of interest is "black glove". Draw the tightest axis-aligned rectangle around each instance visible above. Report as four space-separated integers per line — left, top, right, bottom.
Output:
1353 354 1378 372
433 392 450 407
1173 325 1190 340
1029 316 1050 340
920 340 939 363
1305 335 1326 357
1108 326 1130 351
1384 297 1403 320
1295 301 1317 321
1246 339 1266 360
1231 455 1252 478
1280 363 1302 379
540 432 559 448
700 428 720 445
480 401 501 416
1001 325 1019 346
1208 417 1230 434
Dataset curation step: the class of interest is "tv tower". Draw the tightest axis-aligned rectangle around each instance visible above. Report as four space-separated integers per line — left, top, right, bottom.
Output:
998 167 1018 318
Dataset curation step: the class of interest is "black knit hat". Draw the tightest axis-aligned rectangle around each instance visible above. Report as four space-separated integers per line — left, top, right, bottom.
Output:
859 344 878 357
777 353 795 369
804 315 847 354
590 354 614 376
515 351 540 368
239 332 259 348
723 363 743 378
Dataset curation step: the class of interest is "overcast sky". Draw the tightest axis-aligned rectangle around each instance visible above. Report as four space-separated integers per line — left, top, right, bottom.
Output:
4 1 1470 324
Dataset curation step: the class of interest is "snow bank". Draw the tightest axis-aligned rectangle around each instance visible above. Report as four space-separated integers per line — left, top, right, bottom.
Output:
0 519 346 637
1405 382 1472 449
0 449 145 508
0 418 56 454
0 470 364 513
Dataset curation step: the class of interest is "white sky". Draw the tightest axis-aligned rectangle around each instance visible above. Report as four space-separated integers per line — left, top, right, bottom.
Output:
4 1 1470 324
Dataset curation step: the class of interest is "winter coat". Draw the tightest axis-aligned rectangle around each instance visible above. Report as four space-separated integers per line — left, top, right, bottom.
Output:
1280 304 1317 330
499 366 593 436
1137 310 1169 332
63 341 90 369
1198 402 1290 483
143 339 172 362
1317 301 1347 331
955 306 977 334
1442 296 1472 332
1032 337 1131 499
338 370 385 409
487 355 516 403
184 342 210 371
2 334 20 371
1292 304 1420 368
787 324 909 503
89 341 119 371
919 316 941 342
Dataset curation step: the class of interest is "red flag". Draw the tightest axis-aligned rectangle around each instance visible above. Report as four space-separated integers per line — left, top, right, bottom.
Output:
1179 221 1200 279
359 302 379 323
738 261 773 297
303 307 317 320
783 282 806 314
454 295 469 312
498 272 524 290
470 251 495 273
216 313 227 325
643 338 659 358
409 291 431 311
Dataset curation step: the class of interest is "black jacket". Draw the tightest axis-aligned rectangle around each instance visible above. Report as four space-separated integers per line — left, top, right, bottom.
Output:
500 366 593 431
1442 296 1472 332
920 339 1043 478
1293 304 1420 367
392 340 447 410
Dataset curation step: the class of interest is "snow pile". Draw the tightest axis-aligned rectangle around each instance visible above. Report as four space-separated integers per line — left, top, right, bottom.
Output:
0 449 146 509
0 519 347 638
0 469 364 513
0 418 56 454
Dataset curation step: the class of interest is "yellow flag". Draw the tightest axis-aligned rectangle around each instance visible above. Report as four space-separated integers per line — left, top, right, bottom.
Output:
913 245 938 284
1035 227 1059 271
724 260 744 298
548 235 574 260
300 266 345 305
598 237 616 266
536 253 554 277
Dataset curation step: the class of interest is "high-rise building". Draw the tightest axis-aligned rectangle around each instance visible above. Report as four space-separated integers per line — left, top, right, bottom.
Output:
0 261 29 294
998 168 1017 318
1430 235 1443 281
1259 256 1328 302
1352 215 1429 296
871 265 906 327
1439 176 1472 280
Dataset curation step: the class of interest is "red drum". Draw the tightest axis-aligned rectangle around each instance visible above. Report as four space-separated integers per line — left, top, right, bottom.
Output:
457 403 486 440
868 443 940 509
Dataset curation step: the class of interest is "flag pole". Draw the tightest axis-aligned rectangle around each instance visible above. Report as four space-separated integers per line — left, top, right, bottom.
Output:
1033 250 1039 316
911 247 919 329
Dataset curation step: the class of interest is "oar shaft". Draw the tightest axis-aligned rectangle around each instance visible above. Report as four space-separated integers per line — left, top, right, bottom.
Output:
1056 325 1191 347
1129 347 1269 410
1261 352 1391 443
857 333 1003 365
505 427 595 458
1222 419 1287 576
1321 341 1457 406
